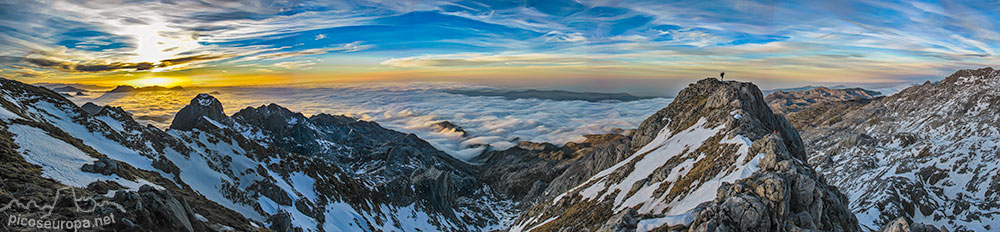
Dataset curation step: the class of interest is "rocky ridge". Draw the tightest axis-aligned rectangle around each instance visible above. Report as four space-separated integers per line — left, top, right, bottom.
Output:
0 78 510 231
9 71 992 231
477 133 634 208
509 78 859 231
766 87 880 114
792 67 1000 231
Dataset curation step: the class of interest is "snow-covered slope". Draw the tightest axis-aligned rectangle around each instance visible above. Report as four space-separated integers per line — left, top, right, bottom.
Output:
0 78 509 231
799 67 1000 231
0 79 256 231
510 78 858 231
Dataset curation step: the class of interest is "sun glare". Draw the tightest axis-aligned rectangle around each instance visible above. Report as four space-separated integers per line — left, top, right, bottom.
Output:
128 77 181 87
118 17 201 64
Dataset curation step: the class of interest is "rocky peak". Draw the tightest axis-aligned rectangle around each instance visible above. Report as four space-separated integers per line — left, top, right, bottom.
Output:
108 85 136 93
632 78 805 160
308 113 357 125
169 93 232 130
80 102 102 115
432 121 467 136
940 67 998 86
232 103 307 131
509 78 857 231
95 105 132 121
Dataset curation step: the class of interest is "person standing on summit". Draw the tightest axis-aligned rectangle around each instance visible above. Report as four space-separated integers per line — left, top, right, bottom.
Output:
720 72 725 81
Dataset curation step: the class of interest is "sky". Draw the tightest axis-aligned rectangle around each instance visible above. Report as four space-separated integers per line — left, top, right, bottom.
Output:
1 0 998 96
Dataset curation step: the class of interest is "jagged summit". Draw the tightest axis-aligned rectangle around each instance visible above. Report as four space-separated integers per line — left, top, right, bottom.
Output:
632 78 806 160
510 78 857 231
940 66 997 85
80 102 102 115
168 93 231 130
107 85 184 93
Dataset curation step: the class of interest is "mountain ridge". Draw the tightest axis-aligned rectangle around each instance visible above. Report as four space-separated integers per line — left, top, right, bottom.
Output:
4 71 985 231
792 67 999 231
766 87 881 114
509 78 859 231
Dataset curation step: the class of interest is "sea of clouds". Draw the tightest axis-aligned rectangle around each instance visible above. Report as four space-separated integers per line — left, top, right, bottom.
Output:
72 83 672 161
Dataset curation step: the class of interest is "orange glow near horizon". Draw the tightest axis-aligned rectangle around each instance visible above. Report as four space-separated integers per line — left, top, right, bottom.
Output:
126 77 186 87
26 62 926 91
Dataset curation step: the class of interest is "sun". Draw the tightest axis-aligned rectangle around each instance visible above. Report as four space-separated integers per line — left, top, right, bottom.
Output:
128 77 183 87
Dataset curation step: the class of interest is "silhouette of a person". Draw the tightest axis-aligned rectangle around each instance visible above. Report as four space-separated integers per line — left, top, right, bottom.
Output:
720 72 725 81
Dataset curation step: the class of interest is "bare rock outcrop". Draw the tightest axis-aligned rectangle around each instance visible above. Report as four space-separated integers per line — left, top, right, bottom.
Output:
169 93 231 130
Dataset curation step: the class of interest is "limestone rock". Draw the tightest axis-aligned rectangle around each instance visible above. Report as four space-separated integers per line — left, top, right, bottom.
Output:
169 93 232 130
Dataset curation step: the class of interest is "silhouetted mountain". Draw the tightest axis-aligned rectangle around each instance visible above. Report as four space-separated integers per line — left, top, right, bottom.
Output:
52 85 87 93
107 85 184 93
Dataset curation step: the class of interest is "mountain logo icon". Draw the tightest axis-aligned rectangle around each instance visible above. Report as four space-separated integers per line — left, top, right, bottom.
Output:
2 187 125 230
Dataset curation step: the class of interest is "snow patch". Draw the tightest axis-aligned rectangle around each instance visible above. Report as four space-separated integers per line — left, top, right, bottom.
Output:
7 123 160 190
636 211 697 232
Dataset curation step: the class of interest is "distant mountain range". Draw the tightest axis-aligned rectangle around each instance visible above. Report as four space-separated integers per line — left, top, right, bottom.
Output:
446 89 658 102
51 85 88 93
4 68 995 231
762 85 852 95
107 85 185 93
766 87 881 114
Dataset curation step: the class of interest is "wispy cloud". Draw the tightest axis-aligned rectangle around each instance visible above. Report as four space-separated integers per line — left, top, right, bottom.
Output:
380 53 619 68
273 60 319 70
0 0 996 88
245 42 373 61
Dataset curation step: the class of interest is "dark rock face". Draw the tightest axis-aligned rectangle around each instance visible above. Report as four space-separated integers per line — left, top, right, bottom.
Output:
81 156 120 175
539 133 633 200
81 102 102 115
433 120 467 136
107 185 207 232
766 87 881 114
267 211 300 232
477 134 632 207
169 93 232 130
510 78 858 231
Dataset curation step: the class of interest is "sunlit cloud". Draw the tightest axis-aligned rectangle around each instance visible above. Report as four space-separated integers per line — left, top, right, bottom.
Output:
244 42 373 61
380 53 621 68
273 60 319 70
0 0 996 92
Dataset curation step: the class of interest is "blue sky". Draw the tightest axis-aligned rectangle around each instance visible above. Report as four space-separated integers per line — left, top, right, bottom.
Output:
0 0 998 95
